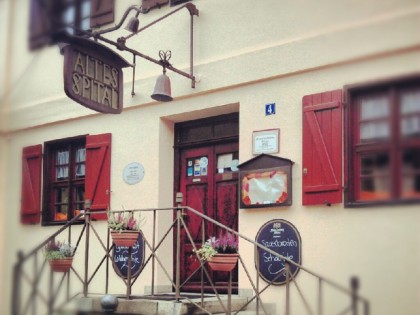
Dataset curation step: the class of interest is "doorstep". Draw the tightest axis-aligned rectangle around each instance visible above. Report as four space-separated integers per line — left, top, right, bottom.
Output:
76 293 250 315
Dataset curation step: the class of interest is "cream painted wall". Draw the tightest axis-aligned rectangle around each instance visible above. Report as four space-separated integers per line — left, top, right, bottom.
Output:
1 0 420 314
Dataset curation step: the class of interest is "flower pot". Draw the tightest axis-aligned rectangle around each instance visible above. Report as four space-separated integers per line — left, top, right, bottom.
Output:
208 253 239 272
48 257 73 272
111 230 139 247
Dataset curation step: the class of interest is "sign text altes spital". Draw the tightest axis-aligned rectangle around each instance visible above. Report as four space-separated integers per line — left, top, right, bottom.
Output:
62 36 130 114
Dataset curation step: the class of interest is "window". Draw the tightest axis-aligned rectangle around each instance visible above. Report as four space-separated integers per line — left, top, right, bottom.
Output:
29 0 115 51
20 133 111 225
43 137 86 223
345 76 420 206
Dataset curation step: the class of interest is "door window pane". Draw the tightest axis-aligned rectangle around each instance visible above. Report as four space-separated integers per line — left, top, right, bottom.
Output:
187 156 208 177
217 152 240 173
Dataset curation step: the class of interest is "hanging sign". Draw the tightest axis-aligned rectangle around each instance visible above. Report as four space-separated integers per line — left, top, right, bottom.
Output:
112 232 145 278
255 219 301 285
61 35 130 114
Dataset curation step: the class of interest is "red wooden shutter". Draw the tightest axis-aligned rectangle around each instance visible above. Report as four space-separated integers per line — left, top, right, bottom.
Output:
21 145 42 224
90 0 115 28
85 133 111 220
302 89 342 205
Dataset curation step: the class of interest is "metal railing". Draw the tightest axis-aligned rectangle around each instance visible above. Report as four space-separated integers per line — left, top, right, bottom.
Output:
12 202 370 315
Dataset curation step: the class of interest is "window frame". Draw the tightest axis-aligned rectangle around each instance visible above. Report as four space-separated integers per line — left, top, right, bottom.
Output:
42 135 87 226
344 74 420 207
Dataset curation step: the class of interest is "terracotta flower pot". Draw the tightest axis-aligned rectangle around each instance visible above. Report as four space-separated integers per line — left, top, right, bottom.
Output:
208 253 239 272
48 257 73 272
111 230 139 247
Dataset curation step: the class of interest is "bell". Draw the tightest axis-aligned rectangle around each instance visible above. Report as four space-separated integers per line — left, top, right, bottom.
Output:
125 16 140 33
151 73 173 102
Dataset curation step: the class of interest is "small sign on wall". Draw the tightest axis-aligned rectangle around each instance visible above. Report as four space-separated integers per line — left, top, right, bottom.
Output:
265 103 276 116
253 129 280 155
123 162 145 185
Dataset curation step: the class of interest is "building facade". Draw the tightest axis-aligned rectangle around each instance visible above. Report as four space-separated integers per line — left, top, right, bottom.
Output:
1 0 419 314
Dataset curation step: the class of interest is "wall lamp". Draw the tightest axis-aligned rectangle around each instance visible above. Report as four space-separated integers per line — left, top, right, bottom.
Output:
88 3 199 102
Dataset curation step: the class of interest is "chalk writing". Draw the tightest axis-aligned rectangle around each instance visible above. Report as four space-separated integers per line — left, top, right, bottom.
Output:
255 219 301 285
112 233 145 278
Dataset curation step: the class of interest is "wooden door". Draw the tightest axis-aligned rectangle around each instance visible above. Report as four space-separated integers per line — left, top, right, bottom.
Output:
178 142 239 292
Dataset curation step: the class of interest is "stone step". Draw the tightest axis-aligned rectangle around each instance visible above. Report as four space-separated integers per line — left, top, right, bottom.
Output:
74 293 251 315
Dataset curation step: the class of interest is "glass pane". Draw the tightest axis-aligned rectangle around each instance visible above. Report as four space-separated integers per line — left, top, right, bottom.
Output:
217 152 240 173
56 150 69 180
54 187 68 221
360 96 390 120
401 148 420 198
187 156 208 177
360 121 390 141
359 153 390 201
401 116 420 137
401 90 420 115
74 186 85 216
400 89 420 138
75 147 86 177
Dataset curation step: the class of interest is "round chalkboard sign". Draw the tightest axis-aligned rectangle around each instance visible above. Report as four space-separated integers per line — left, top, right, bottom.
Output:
255 219 301 285
112 232 145 278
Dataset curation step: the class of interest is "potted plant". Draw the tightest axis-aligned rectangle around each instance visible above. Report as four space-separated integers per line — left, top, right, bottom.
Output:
44 240 75 272
194 231 239 272
108 211 145 247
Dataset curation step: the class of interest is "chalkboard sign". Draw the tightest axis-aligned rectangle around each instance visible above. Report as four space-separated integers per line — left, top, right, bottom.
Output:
255 219 301 285
112 232 145 278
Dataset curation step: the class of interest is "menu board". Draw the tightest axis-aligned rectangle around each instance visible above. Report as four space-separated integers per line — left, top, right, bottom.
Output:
112 233 145 278
255 219 301 285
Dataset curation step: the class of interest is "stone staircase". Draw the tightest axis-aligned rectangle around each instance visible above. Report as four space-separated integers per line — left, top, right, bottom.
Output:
69 293 266 315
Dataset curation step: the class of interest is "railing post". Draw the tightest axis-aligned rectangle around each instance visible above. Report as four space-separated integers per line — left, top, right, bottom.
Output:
351 276 359 315
363 300 370 315
12 251 24 315
175 192 183 301
151 209 156 296
227 270 232 315
285 261 290 315
126 246 132 299
84 200 91 297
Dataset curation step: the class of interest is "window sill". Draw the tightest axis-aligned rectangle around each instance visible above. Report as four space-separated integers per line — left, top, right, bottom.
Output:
345 198 420 208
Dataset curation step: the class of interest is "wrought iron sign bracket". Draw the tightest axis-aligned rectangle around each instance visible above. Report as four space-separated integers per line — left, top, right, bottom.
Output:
91 3 199 93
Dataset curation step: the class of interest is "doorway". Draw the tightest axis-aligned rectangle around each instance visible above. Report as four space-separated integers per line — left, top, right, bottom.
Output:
174 113 239 293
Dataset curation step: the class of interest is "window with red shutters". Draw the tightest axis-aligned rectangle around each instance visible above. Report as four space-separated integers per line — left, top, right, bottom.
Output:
20 133 111 225
345 76 420 206
90 0 115 28
29 0 115 51
302 90 343 206
21 145 43 224
42 136 87 224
